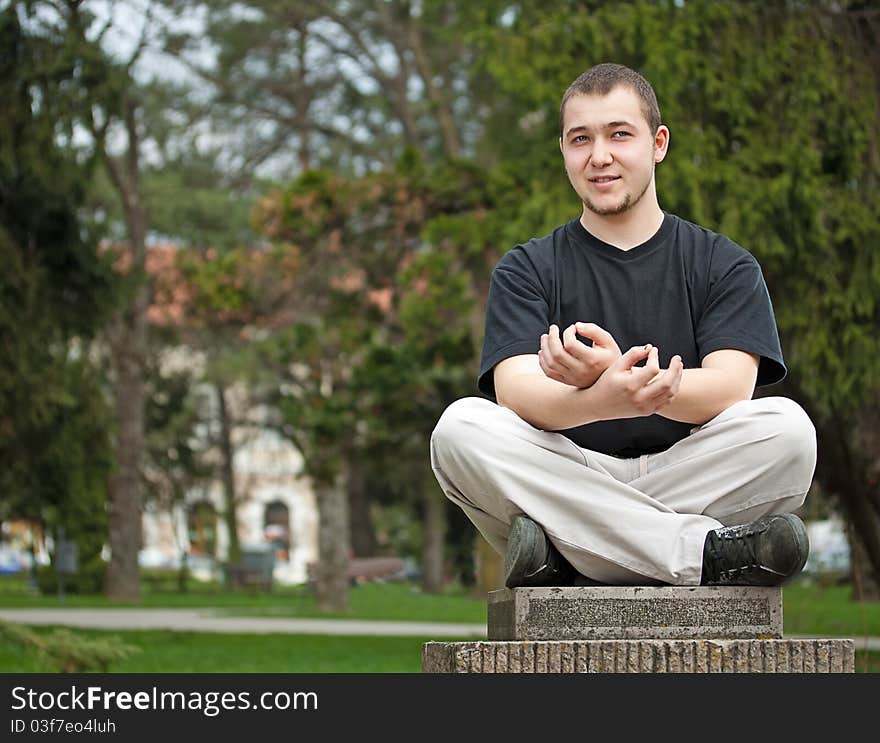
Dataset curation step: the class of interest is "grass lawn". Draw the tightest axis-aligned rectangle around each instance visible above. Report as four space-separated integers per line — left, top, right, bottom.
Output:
781 581 880 637
0 626 441 672
0 575 487 624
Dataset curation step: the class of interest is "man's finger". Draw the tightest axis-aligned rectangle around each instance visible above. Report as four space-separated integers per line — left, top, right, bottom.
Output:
668 355 684 394
616 343 652 371
541 332 572 371
633 345 660 384
546 325 572 367
575 322 617 349
644 356 683 404
538 349 557 373
563 324 592 362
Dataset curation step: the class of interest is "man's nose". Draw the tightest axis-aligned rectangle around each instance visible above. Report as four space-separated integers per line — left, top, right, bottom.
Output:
591 140 613 166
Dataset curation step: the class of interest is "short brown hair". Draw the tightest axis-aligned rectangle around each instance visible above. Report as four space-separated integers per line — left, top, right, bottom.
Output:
559 63 662 136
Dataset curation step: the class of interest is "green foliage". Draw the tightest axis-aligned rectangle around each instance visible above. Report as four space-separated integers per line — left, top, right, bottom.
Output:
143 165 258 251
35 561 105 597
0 620 139 672
0 6 119 588
249 157 491 513
143 360 211 505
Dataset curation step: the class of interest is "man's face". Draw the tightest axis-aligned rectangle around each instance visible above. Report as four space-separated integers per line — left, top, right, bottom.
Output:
559 86 668 217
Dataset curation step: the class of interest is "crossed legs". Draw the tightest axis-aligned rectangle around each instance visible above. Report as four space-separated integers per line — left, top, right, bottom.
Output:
430 397 816 586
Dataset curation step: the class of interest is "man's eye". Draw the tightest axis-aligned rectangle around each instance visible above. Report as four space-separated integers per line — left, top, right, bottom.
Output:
612 131 631 138
572 135 589 144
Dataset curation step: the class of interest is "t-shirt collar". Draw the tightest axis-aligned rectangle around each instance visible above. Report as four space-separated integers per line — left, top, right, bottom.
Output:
567 212 675 261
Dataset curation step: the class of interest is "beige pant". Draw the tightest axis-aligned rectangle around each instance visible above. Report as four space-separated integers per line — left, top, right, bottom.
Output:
430 397 816 585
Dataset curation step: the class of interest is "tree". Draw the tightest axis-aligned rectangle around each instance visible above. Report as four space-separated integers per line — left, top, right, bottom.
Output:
53 0 189 599
161 0 484 174
0 4 116 584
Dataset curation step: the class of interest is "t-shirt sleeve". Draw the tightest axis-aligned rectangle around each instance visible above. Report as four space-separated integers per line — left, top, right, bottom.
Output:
478 247 551 399
696 243 786 386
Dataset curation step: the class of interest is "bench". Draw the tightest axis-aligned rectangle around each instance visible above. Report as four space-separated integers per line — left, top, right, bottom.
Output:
226 549 275 591
306 556 416 587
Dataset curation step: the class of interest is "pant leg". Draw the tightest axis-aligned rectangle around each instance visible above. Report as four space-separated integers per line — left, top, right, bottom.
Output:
430 397 716 585
635 397 816 524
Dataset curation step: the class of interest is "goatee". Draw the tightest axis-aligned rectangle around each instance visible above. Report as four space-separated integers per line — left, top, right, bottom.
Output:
583 176 651 217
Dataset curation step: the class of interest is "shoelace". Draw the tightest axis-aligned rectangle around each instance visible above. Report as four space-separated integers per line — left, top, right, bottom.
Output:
703 529 759 582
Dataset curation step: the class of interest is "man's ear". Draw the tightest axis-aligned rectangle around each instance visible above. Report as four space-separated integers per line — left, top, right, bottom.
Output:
654 125 670 164
559 136 564 154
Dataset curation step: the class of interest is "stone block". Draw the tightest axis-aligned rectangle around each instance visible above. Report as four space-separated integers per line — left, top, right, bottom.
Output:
488 585 782 641
421 639 855 673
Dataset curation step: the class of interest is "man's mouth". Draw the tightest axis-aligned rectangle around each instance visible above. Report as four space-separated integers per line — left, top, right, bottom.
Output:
589 175 620 183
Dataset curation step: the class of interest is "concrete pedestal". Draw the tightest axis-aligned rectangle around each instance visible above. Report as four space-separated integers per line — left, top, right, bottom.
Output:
488 586 782 640
422 638 855 673
422 586 855 673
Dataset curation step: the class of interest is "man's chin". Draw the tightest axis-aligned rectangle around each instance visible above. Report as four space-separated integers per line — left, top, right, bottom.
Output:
584 195 632 217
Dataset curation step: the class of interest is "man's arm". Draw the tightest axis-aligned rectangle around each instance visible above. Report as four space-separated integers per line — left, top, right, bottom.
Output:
655 349 758 425
495 344 683 431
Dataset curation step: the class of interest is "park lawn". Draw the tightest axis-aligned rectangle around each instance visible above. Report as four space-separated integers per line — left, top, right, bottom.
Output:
0 626 440 673
781 581 880 637
0 576 487 624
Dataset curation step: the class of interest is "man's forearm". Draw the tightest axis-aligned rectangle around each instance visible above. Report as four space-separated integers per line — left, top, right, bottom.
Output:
657 367 753 425
497 373 603 431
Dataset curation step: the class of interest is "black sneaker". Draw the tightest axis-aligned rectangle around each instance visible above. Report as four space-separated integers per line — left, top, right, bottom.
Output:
504 515 576 588
700 513 810 586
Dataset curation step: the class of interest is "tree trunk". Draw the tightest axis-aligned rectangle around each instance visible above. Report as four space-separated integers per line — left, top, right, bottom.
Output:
421 486 446 593
474 536 503 598
347 456 376 557
818 405 880 590
315 468 350 612
406 18 461 159
849 525 880 602
104 296 146 601
780 378 880 591
295 28 312 172
216 382 241 566
104 100 148 601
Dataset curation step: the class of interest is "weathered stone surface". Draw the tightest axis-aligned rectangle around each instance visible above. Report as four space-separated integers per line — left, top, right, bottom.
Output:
488 586 782 640
421 639 855 673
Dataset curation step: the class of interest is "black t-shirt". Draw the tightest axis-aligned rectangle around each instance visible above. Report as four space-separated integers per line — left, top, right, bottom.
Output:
478 213 785 456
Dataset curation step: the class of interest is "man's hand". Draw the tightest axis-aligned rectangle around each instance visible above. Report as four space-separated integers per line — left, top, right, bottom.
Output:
538 322 621 389
589 344 684 420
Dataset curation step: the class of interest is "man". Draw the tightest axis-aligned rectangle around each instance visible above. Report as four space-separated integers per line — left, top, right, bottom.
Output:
430 63 816 588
